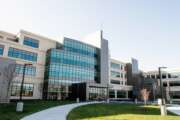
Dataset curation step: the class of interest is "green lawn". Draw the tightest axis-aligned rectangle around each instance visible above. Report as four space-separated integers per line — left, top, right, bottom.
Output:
67 103 180 120
0 100 74 120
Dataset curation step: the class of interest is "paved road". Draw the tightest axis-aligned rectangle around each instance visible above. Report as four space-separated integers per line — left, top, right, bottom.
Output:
167 104 180 115
21 102 100 120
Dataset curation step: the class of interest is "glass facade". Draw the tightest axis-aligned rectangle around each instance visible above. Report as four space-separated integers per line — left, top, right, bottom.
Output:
0 44 4 55
170 91 180 99
110 79 120 84
15 64 36 76
111 71 120 78
8 47 37 62
111 62 120 69
109 90 115 98
89 87 107 100
23 37 39 48
44 38 100 99
117 91 126 98
11 83 34 97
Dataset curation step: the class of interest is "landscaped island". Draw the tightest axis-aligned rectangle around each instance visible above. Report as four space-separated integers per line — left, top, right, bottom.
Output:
0 100 74 120
67 103 180 120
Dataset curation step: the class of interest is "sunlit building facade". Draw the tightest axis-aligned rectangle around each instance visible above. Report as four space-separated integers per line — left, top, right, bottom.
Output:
44 37 104 100
0 30 109 101
144 70 180 102
109 59 133 100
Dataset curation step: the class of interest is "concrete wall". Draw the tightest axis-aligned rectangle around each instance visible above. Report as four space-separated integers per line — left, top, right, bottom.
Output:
100 38 109 85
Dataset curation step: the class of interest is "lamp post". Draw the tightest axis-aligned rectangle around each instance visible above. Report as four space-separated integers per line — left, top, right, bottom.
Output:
168 82 172 104
153 82 156 102
158 67 167 116
76 83 79 103
107 83 110 103
16 63 32 112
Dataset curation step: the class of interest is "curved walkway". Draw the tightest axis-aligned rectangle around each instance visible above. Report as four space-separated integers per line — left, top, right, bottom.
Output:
167 104 180 115
21 101 101 120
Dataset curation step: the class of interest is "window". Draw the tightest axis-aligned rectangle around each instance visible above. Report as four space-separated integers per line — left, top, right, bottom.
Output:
63 38 97 57
8 47 37 62
151 75 155 79
120 81 123 85
111 62 120 69
0 44 4 55
156 74 160 79
170 72 180 78
162 74 167 79
109 90 115 98
146 75 150 78
111 71 120 78
170 81 180 86
15 64 36 76
117 91 126 98
89 87 107 100
7 37 18 42
0 35 3 39
111 79 120 84
11 83 34 97
24 37 39 48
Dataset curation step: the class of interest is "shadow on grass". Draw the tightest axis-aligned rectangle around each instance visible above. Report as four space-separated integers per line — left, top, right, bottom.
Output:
67 103 176 120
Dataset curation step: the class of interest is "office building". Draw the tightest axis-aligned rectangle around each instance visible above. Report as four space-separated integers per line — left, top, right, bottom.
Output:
0 30 109 101
144 69 180 102
126 58 143 99
109 59 133 100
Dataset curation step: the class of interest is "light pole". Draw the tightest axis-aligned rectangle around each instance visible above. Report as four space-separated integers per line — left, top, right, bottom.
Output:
76 83 79 103
16 63 32 112
107 83 110 103
158 66 167 116
168 82 171 104
153 82 156 102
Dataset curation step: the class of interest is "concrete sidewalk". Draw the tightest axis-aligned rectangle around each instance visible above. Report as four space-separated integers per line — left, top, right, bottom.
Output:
167 104 180 115
21 101 101 120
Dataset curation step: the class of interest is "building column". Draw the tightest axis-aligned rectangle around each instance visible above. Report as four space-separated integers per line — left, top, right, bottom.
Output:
86 84 89 101
126 91 128 99
166 74 168 79
166 82 170 101
3 44 9 57
115 90 117 99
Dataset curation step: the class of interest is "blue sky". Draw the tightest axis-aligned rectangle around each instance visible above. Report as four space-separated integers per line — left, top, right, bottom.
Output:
0 0 180 71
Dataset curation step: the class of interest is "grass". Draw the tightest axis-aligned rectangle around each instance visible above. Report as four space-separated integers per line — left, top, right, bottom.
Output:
0 100 74 120
67 103 180 120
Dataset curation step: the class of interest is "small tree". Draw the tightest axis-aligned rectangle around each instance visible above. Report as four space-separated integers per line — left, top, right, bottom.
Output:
3 64 17 101
140 88 150 105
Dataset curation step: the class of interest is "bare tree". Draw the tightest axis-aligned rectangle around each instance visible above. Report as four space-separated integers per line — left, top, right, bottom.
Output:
3 63 17 100
140 88 150 105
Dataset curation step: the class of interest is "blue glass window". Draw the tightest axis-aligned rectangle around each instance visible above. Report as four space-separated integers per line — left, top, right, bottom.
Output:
44 38 101 98
24 37 39 48
49 49 96 69
15 64 36 76
8 47 37 62
64 38 97 57
111 62 120 70
0 44 4 55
